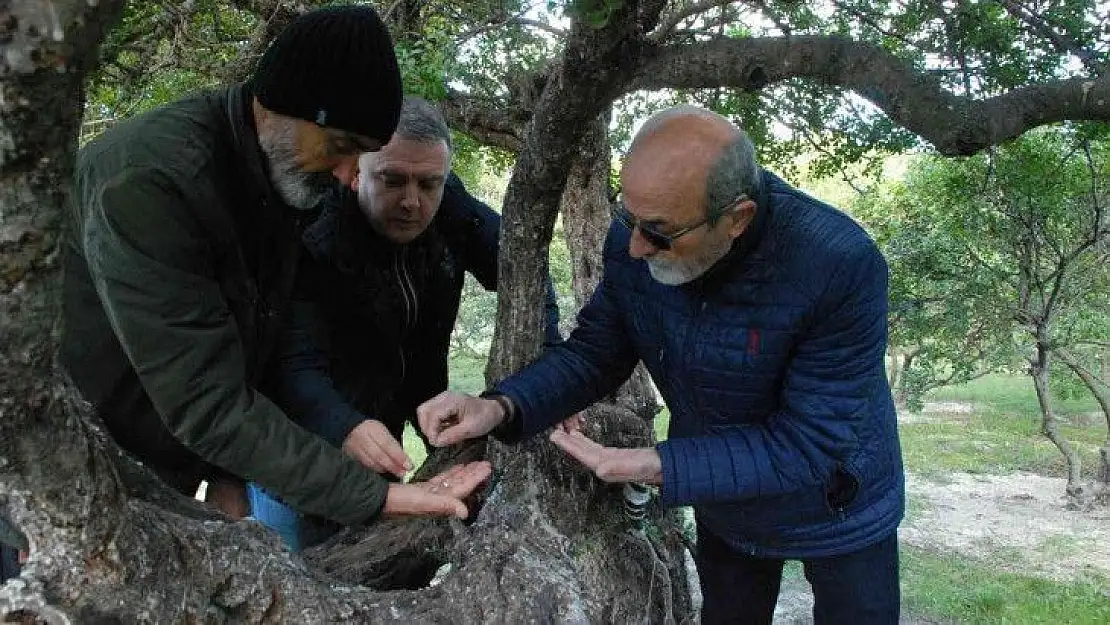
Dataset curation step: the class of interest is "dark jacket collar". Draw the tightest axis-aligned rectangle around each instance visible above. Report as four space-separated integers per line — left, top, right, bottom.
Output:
684 168 775 293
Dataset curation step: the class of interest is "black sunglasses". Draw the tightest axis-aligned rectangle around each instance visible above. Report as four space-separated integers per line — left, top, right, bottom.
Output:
611 193 748 251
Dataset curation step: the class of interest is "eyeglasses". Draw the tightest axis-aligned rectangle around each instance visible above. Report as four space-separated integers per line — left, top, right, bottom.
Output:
611 193 747 251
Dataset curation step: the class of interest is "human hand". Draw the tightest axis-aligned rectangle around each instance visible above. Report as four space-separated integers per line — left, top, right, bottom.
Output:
417 391 505 447
381 461 493 519
342 419 413 478
548 429 662 485
555 412 586 434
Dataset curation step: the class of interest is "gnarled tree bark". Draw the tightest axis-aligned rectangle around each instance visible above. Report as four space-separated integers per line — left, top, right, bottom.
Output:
1 1 694 622
559 111 660 423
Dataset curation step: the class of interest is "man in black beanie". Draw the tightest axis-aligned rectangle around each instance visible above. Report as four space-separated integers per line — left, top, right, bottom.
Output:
59 5 490 532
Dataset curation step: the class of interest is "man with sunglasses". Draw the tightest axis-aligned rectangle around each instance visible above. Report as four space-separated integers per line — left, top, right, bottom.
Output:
417 105 904 624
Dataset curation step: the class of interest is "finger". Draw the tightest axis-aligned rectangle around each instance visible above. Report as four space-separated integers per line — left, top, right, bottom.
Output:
434 420 485 447
347 444 388 474
422 405 465 447
432 463 469 484
549 429 602 470
445 461 493 498
384 484 468 519
553 428 605 456
560 413 585 434
367 425 413 475
363 437 407 478
419 491 468 519
416 393 453 440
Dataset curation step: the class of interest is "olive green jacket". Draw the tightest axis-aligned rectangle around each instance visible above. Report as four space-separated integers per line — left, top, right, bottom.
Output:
61 84 387 525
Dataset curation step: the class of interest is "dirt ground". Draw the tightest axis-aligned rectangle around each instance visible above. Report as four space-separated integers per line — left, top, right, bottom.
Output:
769 403 1109 624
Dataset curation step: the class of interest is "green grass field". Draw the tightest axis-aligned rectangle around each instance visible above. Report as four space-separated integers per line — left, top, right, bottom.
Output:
901 374 1105 480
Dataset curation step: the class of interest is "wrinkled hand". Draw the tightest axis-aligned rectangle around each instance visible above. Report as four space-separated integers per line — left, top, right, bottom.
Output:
382 461 493 519
549 429 663 485
343 419 413 478
555 412 586 434
417 391 504 447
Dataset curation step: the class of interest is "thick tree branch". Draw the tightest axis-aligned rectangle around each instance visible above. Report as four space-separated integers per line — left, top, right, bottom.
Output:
441 90 527 152
629 36 1110 155
488 0 666 379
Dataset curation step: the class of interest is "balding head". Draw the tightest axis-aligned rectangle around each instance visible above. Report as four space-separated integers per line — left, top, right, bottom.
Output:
624 106 761 223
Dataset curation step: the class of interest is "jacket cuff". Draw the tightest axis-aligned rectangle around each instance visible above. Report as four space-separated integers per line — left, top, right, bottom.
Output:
657 439 692 508
352 471 390 525
481 390 524 443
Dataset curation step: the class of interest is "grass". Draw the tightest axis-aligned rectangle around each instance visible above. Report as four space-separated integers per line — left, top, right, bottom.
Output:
927 373 1102 422
900 375 1105 479
901 546 1110 625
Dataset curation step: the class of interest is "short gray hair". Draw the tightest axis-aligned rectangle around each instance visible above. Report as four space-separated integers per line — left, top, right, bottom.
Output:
394 96 452 155
705 130 761 225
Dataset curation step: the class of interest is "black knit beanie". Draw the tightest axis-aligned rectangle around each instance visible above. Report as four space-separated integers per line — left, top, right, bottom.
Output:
250 5 402 144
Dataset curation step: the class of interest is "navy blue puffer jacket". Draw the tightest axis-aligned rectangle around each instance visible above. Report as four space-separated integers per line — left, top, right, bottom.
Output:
496 170 904 558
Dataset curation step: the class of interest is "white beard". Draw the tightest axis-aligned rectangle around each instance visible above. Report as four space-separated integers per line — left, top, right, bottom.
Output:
646 228 734 285
257 120 334 210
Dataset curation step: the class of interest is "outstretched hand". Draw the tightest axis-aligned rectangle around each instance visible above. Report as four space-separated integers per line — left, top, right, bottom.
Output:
548 429 662 485
417 391 505 447
381 461 493 519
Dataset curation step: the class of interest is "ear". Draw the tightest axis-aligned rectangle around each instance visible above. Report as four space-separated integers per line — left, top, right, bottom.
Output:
728 199 757 239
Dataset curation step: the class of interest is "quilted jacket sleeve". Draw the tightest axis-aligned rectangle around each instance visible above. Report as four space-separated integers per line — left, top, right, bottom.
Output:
656 243 890 507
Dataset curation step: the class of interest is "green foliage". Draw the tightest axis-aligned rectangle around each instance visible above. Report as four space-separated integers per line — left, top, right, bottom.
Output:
395 25 452 100
560 0 625 28
83 1 257 141
855 127 1110 408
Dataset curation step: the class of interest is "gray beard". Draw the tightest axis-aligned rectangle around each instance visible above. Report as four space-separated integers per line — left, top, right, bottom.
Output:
646 230 734 285
257 124 334 210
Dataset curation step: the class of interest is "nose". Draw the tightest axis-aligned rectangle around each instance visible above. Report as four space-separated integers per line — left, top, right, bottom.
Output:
400 181 420 210
628 226 659 259
331 156 359 188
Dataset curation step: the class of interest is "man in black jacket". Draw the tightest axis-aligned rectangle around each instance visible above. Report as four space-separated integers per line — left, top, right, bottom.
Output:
58 6 488 533
248 97 562 550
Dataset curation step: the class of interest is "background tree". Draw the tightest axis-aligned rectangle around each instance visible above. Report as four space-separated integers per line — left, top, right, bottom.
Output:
4 0 1110 621
859 128 1110 496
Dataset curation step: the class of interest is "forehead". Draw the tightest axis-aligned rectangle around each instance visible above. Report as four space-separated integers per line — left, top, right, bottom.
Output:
367 136 450 173
620 147 712 222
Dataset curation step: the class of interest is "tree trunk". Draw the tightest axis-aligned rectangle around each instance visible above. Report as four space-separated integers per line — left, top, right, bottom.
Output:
560 111 660 424
1029 343 1084 496
886 346 903 398
2 1 694 621
1054 348 1110 497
